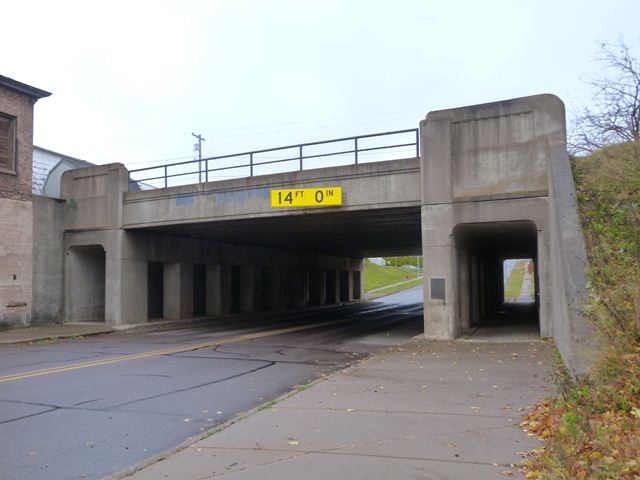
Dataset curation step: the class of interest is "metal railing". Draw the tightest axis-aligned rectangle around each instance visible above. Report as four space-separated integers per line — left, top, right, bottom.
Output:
128 128 419 190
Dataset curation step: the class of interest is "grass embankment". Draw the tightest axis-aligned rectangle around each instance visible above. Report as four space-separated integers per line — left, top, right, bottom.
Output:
505 260 535 301
364 261 419 292
505 260 527 301
521 141 640 479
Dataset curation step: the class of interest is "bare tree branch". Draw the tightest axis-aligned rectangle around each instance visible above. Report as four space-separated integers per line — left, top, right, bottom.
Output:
569 42 640 154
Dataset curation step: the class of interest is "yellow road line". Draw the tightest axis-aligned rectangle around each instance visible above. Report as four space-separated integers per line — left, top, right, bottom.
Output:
0 318 349 384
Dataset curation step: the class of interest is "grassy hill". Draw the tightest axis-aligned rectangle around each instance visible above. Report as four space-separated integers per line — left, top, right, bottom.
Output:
522 141 640 479
363 260 419 292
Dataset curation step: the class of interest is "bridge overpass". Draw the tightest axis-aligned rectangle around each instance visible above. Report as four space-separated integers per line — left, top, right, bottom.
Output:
56 94 594 373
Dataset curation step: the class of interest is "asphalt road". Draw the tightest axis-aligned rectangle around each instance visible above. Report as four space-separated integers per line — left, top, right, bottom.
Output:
0 287 423 480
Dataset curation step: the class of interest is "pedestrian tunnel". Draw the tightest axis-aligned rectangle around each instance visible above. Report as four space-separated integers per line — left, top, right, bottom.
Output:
452 221 539 334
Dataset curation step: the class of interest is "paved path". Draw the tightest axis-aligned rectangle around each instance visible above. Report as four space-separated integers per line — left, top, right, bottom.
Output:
518 268 535 303
126 336 552 480
368 276 423 293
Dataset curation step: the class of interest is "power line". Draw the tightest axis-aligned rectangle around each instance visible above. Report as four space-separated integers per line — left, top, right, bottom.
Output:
192 132 205 182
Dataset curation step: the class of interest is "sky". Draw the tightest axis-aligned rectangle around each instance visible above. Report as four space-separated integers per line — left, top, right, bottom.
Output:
3 0 640 184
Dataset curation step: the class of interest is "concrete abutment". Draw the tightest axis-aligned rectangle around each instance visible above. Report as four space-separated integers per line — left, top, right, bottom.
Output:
419 94 594 374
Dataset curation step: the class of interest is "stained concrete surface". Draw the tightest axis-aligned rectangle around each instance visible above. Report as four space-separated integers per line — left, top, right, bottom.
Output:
128 325 552 480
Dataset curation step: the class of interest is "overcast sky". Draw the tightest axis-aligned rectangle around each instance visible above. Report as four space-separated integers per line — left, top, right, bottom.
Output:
3 0 639 177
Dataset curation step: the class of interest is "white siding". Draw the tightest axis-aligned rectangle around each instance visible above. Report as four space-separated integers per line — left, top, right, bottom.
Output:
32 148 61 195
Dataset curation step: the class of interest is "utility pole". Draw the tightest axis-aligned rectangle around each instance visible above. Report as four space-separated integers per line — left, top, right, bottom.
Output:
192 132 206 183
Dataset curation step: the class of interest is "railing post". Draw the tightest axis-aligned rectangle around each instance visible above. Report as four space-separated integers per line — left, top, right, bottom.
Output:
205 158 208 183
299 145 303 171
164 166 168 188
250 153 254 176
354 137 359 164
415 129 419 157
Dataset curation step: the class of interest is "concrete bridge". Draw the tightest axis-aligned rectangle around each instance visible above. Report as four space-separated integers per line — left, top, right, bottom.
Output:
56 94 593 373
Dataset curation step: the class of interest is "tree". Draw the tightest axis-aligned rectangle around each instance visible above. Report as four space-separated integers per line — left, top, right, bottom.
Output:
570 42 640 154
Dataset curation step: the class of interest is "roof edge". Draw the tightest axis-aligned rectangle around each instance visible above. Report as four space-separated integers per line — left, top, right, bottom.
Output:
0 74 51 100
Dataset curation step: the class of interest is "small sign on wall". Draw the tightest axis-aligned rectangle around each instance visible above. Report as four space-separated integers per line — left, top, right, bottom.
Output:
430 278 446 301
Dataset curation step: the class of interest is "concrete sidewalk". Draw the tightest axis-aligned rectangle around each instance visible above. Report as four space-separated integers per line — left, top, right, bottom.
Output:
0 322 115 345
123 338 552 480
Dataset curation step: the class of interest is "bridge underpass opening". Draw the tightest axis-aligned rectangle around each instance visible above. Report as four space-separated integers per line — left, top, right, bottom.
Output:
66 245 106 322
452 221 539 335
131 206 423 323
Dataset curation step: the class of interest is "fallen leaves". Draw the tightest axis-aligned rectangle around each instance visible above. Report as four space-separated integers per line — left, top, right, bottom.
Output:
520 350 640 480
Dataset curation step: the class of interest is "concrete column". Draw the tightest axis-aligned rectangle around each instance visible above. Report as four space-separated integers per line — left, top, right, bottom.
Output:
206 264 222 316
458 249 471 329
339 270 353 303
309 269 326 306
164 262 194 319
110 231 148 326
325 269 339 304
537 228 552 337
470 255 480 325
239 266 255 313
352 270 362 300
302 268 310 306
220 265 232 314
262 267 281 310
252 266 263 312
277 267 288 309
422 244 456 339
286 268 307 308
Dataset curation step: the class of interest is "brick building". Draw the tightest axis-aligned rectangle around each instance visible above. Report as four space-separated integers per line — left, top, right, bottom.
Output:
0 75 50 328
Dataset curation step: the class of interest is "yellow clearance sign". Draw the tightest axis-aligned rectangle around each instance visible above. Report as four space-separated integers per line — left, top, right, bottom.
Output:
270 187 342 208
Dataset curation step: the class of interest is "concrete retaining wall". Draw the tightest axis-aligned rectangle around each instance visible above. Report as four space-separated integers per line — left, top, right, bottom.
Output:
32 195 65 324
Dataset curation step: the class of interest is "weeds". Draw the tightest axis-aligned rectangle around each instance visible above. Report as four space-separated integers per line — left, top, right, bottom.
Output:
521 141 640 479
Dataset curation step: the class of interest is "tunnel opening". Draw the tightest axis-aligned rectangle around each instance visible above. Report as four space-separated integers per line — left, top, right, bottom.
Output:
193 264 206 316
147 261 164 320
453 221 539 335
67 245 106 322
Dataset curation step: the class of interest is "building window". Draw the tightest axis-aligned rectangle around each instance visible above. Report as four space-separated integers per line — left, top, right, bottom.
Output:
0 113 17 173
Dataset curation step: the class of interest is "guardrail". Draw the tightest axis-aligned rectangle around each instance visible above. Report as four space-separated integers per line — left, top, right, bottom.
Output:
128 128 419 190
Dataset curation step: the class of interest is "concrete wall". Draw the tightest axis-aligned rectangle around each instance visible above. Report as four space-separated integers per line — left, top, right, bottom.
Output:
31 195 65 324
61 163 128 231
546 124 594 374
